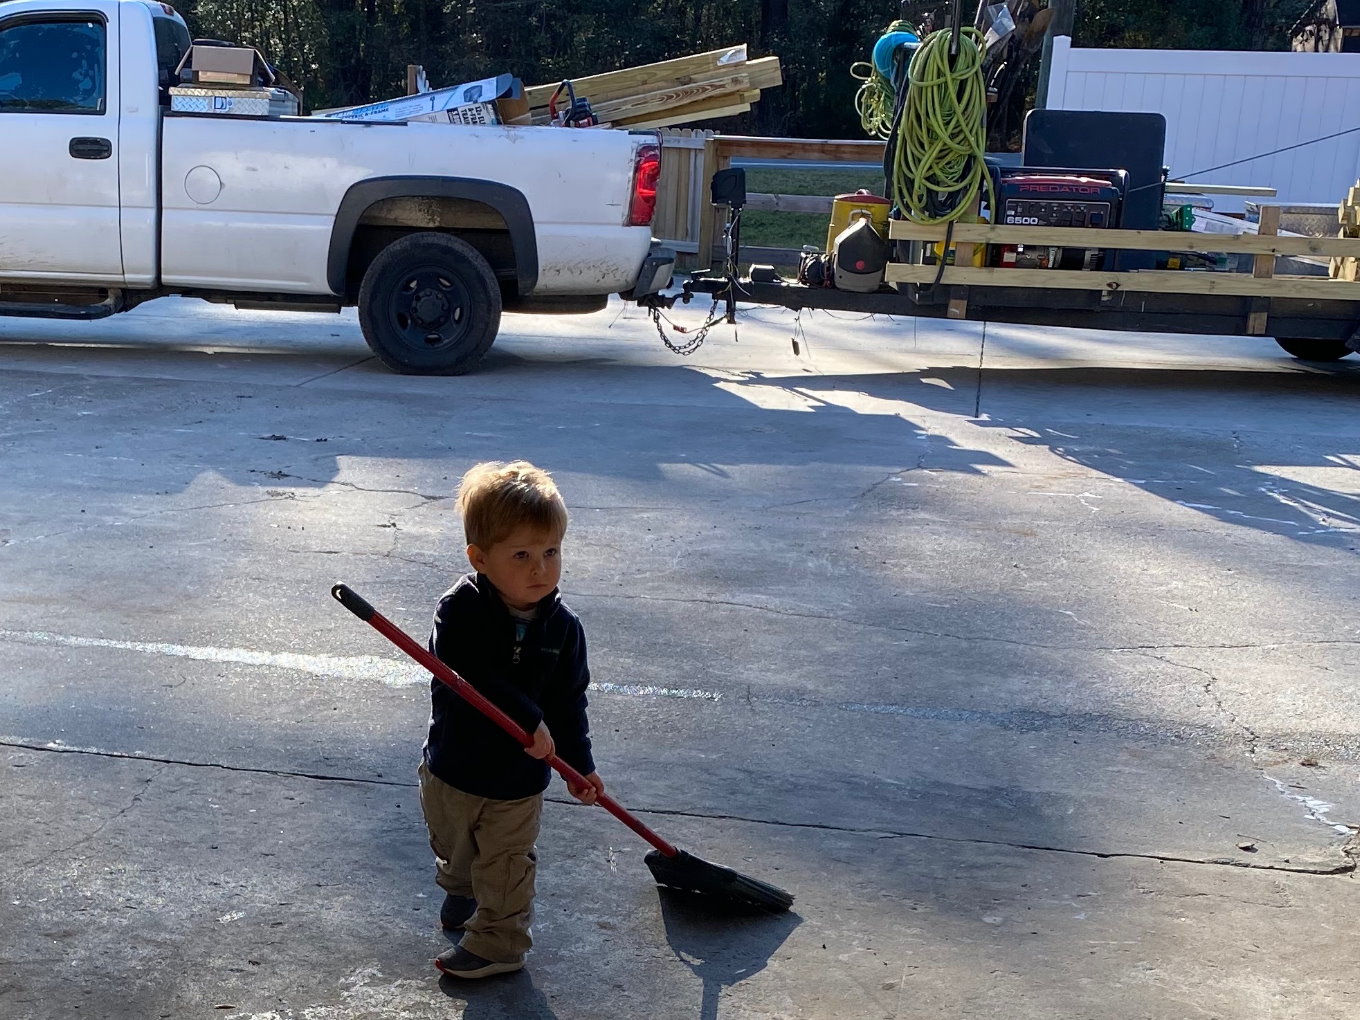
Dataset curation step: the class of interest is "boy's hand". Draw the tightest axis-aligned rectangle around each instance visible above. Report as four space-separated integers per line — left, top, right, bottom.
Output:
567 771 605 806
526 721 555 760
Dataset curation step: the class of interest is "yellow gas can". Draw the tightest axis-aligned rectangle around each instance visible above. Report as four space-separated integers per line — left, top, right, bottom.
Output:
826 190 891 253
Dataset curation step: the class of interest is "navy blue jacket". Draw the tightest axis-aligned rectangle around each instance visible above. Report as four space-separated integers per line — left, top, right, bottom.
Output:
423 573 594 800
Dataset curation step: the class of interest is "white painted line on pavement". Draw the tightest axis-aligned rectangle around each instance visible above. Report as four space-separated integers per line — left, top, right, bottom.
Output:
0 628 417 687
0 629 723 701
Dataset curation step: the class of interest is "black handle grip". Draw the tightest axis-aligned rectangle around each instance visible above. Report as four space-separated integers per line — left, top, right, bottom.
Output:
331 583 374 621
69 136 112 160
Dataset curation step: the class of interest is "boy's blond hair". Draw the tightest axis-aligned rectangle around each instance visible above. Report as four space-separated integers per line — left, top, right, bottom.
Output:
455 460 568 549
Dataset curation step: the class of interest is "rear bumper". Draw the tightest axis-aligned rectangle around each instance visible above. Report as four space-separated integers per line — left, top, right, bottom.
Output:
620 244 676 300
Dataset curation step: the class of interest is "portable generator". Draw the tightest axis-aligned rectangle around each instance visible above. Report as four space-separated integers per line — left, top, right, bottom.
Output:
987 166 1129 271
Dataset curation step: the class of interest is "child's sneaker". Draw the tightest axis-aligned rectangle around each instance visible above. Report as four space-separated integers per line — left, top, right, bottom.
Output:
439 894 477 931
434 945 524 978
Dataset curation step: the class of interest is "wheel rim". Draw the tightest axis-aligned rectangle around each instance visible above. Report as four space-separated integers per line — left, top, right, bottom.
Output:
385 264 474 355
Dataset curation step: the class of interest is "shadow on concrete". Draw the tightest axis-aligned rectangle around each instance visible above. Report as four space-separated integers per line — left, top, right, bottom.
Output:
438 970 560 1019
951 365 1360 552
0 349 1012 501
755 361 1360 551
656 890 801 1020
1009 425 1360 549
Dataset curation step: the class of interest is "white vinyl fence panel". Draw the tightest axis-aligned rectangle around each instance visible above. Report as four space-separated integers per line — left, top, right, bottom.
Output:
1047 36 1360 210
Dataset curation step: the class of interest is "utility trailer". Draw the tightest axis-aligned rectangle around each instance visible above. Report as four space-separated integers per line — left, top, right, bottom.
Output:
656 181 1360 365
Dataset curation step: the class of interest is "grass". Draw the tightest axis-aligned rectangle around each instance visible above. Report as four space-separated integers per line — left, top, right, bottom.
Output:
740 166 887 255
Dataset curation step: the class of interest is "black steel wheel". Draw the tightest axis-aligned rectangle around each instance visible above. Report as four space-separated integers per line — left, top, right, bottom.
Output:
357 232 502 375
1274 337 1355 362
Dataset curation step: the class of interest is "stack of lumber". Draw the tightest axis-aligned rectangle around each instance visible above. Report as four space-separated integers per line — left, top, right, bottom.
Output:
523 45 781 129
1331 180 1360 282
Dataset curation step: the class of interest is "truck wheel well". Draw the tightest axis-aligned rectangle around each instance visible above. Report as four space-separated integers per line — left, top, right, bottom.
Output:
345 197 517 301
327 179 538 302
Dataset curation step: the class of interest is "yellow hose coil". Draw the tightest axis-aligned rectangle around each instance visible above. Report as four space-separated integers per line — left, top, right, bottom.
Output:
893 27 995 225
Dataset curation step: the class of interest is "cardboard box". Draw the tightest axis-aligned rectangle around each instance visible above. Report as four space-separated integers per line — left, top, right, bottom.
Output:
409 103 501 126
495 93 531 126
317 73 515 122
189 45 261 86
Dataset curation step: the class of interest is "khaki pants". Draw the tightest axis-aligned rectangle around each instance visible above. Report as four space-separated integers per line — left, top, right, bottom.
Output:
417 760 542 963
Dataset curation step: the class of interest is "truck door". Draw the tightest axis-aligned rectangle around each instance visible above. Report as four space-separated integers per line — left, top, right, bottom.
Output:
0 6 124 284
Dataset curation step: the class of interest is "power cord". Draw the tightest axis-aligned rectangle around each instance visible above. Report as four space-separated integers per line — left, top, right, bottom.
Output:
891 27 995 225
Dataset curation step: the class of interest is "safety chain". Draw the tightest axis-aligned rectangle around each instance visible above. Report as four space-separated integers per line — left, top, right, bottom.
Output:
650 210 742 356
648 294 725 356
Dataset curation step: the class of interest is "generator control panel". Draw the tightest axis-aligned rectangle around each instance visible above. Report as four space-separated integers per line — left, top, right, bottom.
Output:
1003 197 1112 227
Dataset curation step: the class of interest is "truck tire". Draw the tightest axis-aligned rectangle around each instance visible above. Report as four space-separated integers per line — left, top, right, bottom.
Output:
357 232 502 375
1273 337 1354 362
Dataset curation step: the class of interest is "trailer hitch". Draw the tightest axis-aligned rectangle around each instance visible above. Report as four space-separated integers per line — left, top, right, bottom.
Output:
637 167 748 354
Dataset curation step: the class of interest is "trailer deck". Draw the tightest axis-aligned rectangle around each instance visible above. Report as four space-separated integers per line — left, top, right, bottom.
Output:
668 210 1360 359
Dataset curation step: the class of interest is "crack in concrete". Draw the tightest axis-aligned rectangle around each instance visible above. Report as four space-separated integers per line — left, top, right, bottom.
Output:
1138 651 1262 756
293 355 374 386
861 827 1353 877
295 475 447 501
13 761 169 875
858 470 920 501
1133 652 1360 845
5 738 1352 879
1 739 411 787
856 445 935 502
757 496 852 511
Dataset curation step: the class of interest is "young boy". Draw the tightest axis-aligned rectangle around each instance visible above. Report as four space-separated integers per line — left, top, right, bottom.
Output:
418 460 605 979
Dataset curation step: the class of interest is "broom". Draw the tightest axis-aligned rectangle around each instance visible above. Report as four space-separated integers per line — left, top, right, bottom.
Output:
331 584 794 912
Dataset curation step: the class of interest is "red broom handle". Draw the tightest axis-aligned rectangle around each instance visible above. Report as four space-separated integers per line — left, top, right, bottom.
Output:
331 584 679 858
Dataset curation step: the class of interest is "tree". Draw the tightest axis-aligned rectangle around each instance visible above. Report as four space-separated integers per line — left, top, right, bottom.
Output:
172 0 1314 138
1076 0 1313 49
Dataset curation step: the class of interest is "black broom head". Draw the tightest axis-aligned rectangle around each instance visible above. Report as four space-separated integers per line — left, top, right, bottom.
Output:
645 849 794 912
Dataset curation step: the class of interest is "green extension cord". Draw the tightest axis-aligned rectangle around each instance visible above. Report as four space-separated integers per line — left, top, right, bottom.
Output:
890 27 996 226
851 20 912 140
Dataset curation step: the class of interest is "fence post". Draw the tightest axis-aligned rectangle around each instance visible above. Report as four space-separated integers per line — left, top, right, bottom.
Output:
1036 0 1074 109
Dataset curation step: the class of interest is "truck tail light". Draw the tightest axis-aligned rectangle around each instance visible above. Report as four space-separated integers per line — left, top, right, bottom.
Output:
627 143 661 227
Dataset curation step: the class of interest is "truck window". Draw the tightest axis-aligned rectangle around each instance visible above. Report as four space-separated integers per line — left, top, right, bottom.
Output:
152 14 190 101
0 17 105 114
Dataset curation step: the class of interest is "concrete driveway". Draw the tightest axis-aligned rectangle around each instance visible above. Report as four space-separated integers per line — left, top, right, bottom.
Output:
1 298 1356 1019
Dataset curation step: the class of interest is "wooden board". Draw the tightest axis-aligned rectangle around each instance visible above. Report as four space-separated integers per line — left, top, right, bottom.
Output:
729 56 783 91
883 264 1360 300
1164 183 1278 197
524 46 748 107
712 135 887 163
1333 181 1360 281
745 193 836 213
617 102 752 131
888 219 1360 259
582 74 750 123
696 136 724 270
1246 205 1280 335
613 91 759 129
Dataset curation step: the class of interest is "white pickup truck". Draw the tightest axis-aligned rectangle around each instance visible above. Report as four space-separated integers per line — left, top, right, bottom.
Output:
0 0 674 373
